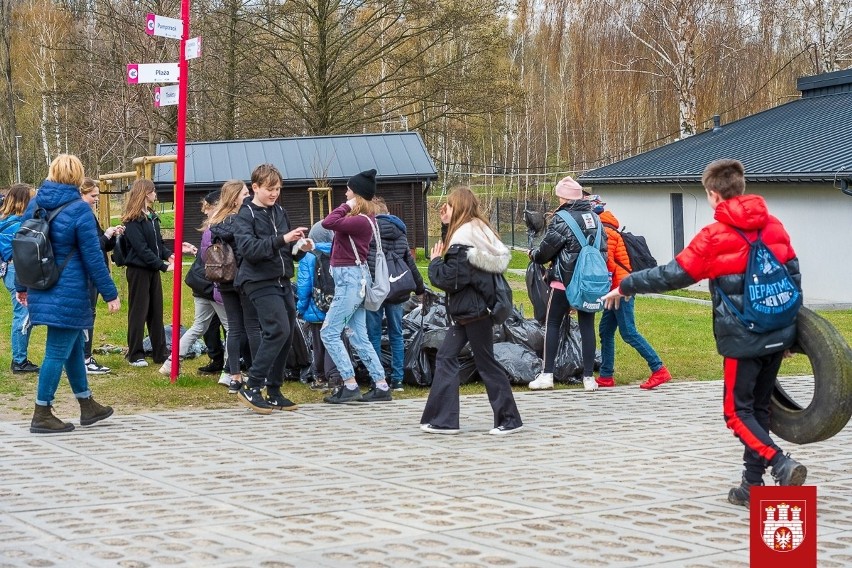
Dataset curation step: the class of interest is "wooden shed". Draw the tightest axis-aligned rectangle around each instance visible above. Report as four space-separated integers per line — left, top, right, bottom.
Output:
153 132 438 250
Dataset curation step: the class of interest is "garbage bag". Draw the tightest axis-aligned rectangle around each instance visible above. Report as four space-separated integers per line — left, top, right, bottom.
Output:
494 342 541 384
284 321 312 381
526 262 551 324
403 323 433 386
458 355 479 385
552 316 600 383
503 312 545 356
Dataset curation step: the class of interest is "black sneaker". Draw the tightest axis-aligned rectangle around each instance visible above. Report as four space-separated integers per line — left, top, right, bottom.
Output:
198 361 224 374
728 475 763 508
227 380 244 395
771 453 807 486
323 386 362 404
11 359 39 374
309 379 329 391
391 381 404 392
238 387 274 415
85 357 111 374
357 386 392 402
266 391 298 411
489 424 524 436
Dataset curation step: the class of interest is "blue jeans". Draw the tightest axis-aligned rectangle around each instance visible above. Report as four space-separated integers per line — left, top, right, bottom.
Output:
366 302 403 383
4 263 32 364
320 265 385 383
36 327 90 406
598 296 662 377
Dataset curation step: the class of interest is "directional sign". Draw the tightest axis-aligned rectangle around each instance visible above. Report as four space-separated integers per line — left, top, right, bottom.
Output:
145 13 183 40
185 37 202 60
127 63 179 84
154 85 179 107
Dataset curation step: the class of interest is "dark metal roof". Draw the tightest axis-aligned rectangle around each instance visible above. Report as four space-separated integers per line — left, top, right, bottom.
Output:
580 75 852 185
154 132 437 186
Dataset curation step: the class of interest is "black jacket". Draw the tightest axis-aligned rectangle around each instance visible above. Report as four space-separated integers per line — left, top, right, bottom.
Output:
123 212 172 271
367 214 425 299
428 219 510 323
232 200 305 291
530 201 607 284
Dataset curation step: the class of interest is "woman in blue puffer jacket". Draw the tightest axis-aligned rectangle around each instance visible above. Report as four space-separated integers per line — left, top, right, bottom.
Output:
16 154 120 434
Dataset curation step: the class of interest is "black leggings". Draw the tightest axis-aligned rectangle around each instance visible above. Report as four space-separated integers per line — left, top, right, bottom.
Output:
542 287 597 377
220 288 260 375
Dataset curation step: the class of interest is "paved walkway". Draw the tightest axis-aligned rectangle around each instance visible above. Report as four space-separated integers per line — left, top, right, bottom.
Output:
1 379 850 567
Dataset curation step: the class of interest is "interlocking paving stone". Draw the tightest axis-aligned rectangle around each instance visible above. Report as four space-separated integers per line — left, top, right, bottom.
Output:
1 379 849 567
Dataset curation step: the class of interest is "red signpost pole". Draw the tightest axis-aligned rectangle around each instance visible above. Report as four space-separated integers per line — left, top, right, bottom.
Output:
169 0 190 383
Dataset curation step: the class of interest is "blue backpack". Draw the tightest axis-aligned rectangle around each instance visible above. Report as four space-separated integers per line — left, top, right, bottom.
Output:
555 210 610 312
718 228 802 334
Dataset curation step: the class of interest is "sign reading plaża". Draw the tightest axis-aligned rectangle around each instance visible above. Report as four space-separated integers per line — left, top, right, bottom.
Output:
127 63 180 84
146 12 182 40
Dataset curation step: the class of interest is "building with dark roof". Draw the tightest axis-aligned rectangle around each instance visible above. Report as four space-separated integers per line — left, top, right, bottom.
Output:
579 69 852 305
152 132 438 251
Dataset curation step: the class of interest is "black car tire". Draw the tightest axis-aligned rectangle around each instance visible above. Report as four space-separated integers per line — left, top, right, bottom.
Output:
770 307 852 444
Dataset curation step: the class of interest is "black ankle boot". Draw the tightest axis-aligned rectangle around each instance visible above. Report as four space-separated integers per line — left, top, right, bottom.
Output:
78 396 114 426
727 475 763 508
30 404 75 434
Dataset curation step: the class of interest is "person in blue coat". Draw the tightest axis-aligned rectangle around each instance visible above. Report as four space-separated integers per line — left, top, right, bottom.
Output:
16 154 121 434
0 183 40 374
295 221 340 390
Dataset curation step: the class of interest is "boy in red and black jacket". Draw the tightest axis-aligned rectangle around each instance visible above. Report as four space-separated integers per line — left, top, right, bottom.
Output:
602 159 806 507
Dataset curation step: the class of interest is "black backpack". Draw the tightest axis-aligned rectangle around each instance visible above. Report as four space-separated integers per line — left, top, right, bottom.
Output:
111 234 128 267
311 248 335 312
12 202 76 290
604 223 657 273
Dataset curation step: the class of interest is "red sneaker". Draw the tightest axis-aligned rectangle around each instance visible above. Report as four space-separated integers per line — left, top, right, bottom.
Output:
640 366 672 390
595 376 615 388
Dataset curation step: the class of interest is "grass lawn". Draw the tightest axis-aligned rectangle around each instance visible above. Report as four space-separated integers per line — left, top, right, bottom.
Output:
1 250 849 420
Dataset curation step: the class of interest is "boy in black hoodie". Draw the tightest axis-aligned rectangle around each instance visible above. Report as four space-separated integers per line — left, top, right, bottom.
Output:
233 164 312 413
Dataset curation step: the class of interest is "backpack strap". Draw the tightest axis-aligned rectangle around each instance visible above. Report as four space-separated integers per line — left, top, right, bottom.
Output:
45 201 79 270
555 209 601 249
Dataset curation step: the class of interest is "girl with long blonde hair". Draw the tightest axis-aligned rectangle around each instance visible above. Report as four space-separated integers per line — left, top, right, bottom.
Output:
420 186 523 435
319 168 393 404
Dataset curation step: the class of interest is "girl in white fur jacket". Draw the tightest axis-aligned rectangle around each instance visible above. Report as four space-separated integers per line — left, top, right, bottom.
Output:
420 187 523 436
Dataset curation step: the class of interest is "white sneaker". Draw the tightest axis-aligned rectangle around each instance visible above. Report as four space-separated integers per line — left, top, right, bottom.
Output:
583 376 598 391
489 425 524 436
158 359 172 376
420 424 461 435
129 359 149 367
528 372 554 390
218 372 231 386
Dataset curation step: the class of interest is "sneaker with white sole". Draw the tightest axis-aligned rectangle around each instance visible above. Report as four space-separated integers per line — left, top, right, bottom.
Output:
421 423 461 435
489 424 524 436
528 372 554 390
583 376 598 391
129 359 149 367
84 357 110 374
158 359 173 376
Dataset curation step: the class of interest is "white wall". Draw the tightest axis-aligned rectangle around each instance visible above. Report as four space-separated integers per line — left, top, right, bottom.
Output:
593 183 852 304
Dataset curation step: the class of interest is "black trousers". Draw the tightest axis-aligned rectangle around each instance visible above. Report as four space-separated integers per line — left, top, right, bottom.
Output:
203 313 225 365
723 352 785 483
421 316 522 430
245 283 296 389
220 289 260 375
84 282 98 359
126 266 168 363
542 287 596 376
308 322 340 385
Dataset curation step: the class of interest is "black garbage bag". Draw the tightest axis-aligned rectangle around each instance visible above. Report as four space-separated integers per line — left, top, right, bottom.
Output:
553 316 602 383
526 262 551 324
503 311 545 356
284 321 312 381
458 354 479 385
403 324 434 386
494 342 541 384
